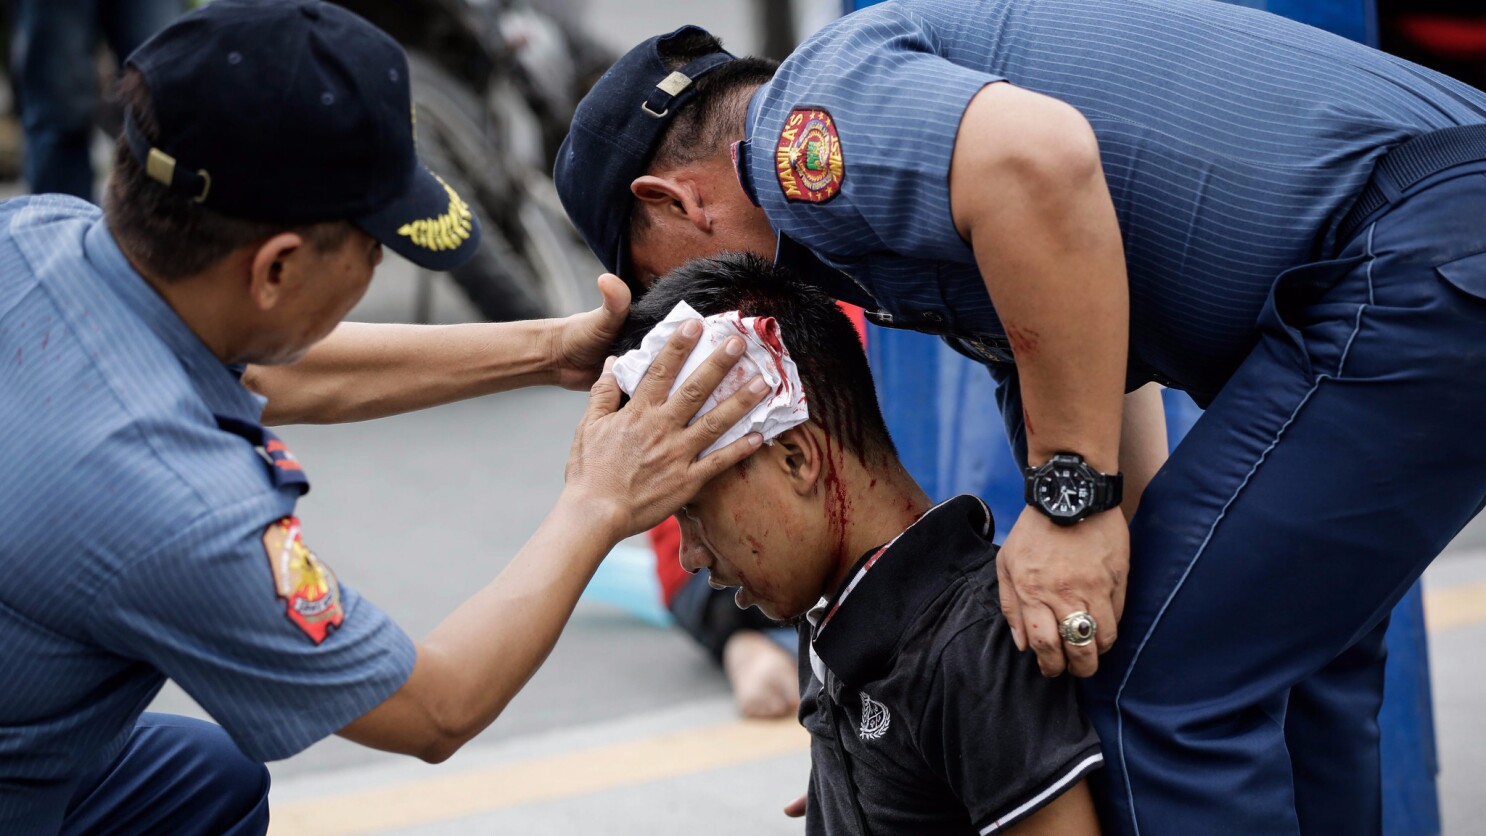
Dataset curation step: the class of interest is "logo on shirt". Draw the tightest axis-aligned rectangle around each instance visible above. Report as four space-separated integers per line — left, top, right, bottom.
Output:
859 692 891 740
261 517 345 645
775 107 844 204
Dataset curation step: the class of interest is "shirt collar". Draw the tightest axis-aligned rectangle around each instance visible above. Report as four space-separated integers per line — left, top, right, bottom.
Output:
811 495 996 688
84 219 267 424
730 138 762 208
733 86 767 209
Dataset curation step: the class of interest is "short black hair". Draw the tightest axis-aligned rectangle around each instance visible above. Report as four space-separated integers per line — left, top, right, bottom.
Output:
629 30 778 237
103 69 352 281
614 253 897 464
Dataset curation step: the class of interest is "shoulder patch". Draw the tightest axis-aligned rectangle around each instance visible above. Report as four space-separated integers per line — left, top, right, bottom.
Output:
262 517 345 644
775 107 844 204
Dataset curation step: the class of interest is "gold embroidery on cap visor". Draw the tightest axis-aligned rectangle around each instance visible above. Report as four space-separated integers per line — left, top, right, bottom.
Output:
396 174 474 251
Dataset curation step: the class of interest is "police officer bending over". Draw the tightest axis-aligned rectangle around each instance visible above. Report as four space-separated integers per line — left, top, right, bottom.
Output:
0 2 767 833
557 4 1486 833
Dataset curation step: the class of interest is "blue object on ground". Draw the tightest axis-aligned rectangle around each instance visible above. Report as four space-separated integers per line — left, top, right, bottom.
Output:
583 543 674 627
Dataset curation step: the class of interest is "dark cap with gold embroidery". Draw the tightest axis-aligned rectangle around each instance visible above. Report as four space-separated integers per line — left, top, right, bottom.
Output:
121 0 480 271
554 25 735 288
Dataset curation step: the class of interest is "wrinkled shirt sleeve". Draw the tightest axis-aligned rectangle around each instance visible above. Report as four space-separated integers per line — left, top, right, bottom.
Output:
749 6 1000 264
87 495 415 762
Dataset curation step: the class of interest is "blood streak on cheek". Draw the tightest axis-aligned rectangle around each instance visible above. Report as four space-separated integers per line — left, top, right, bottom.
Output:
744 534 764 555
739 567 763 600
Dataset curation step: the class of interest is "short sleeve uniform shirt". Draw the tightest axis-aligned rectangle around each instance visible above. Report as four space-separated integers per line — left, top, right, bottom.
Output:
0 197 416 833
741 0 1486 404
799 495 1101 834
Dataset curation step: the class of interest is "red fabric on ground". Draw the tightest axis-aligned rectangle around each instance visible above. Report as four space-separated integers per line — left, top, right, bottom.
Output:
650 516 688 606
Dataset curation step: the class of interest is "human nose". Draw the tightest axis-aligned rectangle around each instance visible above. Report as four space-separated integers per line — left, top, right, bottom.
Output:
676 515 712 574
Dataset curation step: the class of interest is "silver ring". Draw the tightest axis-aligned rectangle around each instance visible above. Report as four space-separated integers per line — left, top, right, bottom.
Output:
1059 611 1097 647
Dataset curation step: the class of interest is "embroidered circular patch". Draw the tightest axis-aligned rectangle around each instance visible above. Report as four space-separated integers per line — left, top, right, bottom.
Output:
775 107 844 203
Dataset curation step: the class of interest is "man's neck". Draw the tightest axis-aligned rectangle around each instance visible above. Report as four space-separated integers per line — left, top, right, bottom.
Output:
112 229 242 363
823 449 934 595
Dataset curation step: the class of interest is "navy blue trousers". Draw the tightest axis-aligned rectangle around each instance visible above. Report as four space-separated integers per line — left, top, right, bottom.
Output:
10 0 184 199
1082 162 1486 835
61 714 269 836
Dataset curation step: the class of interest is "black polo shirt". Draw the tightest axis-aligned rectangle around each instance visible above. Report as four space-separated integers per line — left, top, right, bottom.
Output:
798 495 1102 835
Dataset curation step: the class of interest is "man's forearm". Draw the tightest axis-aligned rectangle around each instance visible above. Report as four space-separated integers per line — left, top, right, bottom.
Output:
336 326 770 760
955 84 1133 678
337 491 622 761
412 492 622 752
953 84 1128 472
244 321 558 425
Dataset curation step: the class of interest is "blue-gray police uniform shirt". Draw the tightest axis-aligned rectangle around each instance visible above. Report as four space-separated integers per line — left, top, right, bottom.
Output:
739 0 1486 408
0 196 416 832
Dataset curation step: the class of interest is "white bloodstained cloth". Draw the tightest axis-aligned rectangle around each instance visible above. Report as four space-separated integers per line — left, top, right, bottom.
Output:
613 301 809 457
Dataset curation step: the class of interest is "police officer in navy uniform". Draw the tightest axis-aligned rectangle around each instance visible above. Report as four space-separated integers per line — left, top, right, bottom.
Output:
0 1 769 832
555 3 1486 833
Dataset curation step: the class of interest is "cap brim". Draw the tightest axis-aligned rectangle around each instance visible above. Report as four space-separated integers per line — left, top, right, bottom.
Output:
355 165 481 272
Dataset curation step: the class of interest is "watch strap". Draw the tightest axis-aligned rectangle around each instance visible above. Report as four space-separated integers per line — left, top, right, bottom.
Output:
1094 471 1124 513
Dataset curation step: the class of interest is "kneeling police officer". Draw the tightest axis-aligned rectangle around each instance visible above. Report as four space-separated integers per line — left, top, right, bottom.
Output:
0 1 767 832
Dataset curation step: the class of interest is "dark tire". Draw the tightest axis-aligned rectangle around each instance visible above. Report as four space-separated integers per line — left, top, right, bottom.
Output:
407 50 549 322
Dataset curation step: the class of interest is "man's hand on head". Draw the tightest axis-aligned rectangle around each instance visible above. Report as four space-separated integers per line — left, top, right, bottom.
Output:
562 320 769 539
550 274 631 391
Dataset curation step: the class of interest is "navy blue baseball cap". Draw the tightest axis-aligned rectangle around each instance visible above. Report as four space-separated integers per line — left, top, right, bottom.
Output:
553 26 735 288
121 0 479 271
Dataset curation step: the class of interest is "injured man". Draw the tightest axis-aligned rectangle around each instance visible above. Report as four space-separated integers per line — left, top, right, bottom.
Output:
611 254 1103 836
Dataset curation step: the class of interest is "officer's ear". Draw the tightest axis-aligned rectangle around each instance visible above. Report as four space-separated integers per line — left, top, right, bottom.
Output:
247 232 306 311
774 424 824 498
631 175 710 233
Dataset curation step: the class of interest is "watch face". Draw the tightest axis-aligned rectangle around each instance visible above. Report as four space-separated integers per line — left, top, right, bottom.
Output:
1035 466 1093 520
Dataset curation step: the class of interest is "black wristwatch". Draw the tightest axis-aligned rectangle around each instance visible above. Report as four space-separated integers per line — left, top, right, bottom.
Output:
1023 453 1123 526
